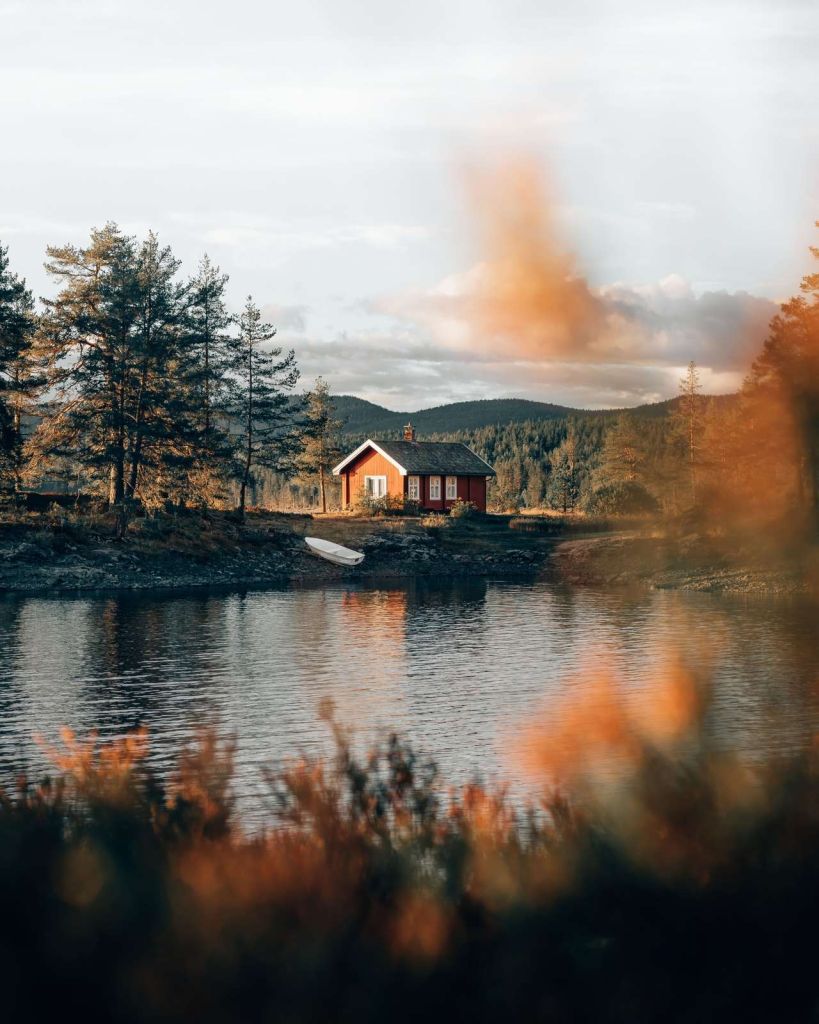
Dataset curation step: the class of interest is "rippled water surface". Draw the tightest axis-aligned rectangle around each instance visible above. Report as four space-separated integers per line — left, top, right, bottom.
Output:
1 578 817 813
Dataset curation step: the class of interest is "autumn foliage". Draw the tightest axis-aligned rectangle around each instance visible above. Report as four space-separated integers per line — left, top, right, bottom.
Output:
2 673 819 1022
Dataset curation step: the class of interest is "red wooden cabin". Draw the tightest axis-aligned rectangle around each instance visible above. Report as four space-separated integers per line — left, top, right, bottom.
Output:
333 424 495 512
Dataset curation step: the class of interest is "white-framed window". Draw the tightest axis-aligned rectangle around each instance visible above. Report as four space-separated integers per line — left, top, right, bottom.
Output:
365 475 387 498
408 475 420 500
429 476 441 500
446 476 457 499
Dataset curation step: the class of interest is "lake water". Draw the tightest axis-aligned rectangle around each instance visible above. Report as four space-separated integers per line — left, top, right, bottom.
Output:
0 578 817 817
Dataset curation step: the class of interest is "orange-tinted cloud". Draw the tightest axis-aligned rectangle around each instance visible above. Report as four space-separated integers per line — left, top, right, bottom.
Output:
460 157 606 359
377 155 776 371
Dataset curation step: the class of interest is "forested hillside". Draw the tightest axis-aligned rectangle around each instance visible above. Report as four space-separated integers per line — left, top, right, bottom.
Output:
331 396 586 435
330 393 738 513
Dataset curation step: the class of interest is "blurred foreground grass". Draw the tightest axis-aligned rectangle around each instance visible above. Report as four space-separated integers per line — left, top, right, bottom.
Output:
2 670 819 1022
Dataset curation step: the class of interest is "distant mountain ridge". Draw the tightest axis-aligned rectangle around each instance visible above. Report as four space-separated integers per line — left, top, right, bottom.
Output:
331 394 733 437
332 397 582 435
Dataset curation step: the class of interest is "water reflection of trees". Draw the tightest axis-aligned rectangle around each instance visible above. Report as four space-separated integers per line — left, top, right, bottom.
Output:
0 598 31 777
0 593 234 783
521 588 819 766
1 584 818 808
87 595 227 729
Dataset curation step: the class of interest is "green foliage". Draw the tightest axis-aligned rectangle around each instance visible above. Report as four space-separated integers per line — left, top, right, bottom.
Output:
0 241 41 493
547 434 579 512
8 228 307 525
182 254 235 502
296 377 343 512
448 498 477 519
35 225 195 511
227 297 300 518
335 394 746 521
587 480 660 515
353 492 419 516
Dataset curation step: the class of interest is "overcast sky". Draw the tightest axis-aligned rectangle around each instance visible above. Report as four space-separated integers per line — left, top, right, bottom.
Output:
2 0 817 409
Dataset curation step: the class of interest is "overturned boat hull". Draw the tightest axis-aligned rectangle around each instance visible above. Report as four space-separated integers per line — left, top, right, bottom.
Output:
305 536 365 567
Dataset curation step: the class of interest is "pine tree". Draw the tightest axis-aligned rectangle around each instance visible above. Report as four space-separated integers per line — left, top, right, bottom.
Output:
35 225 192 527
184 255 234 501
124 232 190 503
0 242 42 494
296 377 342 513
547 434 578 512
35 224 141 508
228 298 300 519
523 457 548 507
595 414 643 486
674 360 703 506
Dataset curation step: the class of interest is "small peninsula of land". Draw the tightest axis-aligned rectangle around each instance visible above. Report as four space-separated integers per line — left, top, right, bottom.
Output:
0 509 559 595
0 508 815 598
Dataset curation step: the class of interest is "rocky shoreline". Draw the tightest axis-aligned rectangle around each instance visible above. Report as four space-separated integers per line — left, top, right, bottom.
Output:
550 534 817 597
1 512 814 598
0 516 548 596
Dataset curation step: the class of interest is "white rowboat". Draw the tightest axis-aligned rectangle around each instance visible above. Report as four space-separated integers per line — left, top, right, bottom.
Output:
305 536 365 567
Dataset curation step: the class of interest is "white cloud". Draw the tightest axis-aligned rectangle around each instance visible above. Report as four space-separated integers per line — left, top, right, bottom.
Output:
1 0 815 410
377 266 777 376
261 303 309 332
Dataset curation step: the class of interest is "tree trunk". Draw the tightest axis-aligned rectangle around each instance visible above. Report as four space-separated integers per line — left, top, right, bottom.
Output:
238 463 250 522
126 434 143 499
11 402 22 495
237 436 253 520
689 418 697 506
204 314 211 452
109 457 125 505
237 336 253 522
319 464 326 513
126 360 150 500
109 452 127 539
110 362 127 509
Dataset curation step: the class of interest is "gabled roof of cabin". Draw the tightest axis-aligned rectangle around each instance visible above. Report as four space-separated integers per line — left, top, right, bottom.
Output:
333 439 495 477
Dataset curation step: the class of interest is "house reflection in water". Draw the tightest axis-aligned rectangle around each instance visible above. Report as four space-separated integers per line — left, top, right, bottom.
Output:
331 579 490 731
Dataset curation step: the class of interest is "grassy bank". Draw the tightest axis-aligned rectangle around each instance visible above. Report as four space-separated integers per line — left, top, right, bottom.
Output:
3 503 814 597
551 529 819 596
2 673 819 1022
0 506 613 594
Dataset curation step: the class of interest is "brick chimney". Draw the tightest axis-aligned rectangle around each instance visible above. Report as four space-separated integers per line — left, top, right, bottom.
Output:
403 422 416 441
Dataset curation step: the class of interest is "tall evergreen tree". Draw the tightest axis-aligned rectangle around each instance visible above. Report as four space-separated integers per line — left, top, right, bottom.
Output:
673 360 703 506
184 255 234 499
36 224 141 507
0 242 42 493
547 434 578 512
296 377 342 513
124 232 190 502
595 414 643 487
523 456 548 507
35 225 191 525
228 298 299 519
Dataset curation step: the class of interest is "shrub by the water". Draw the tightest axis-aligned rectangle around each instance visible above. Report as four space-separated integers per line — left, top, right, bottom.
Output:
2 674 819 1022
448 498 477 519
353 493 421 517
588 480 660 515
